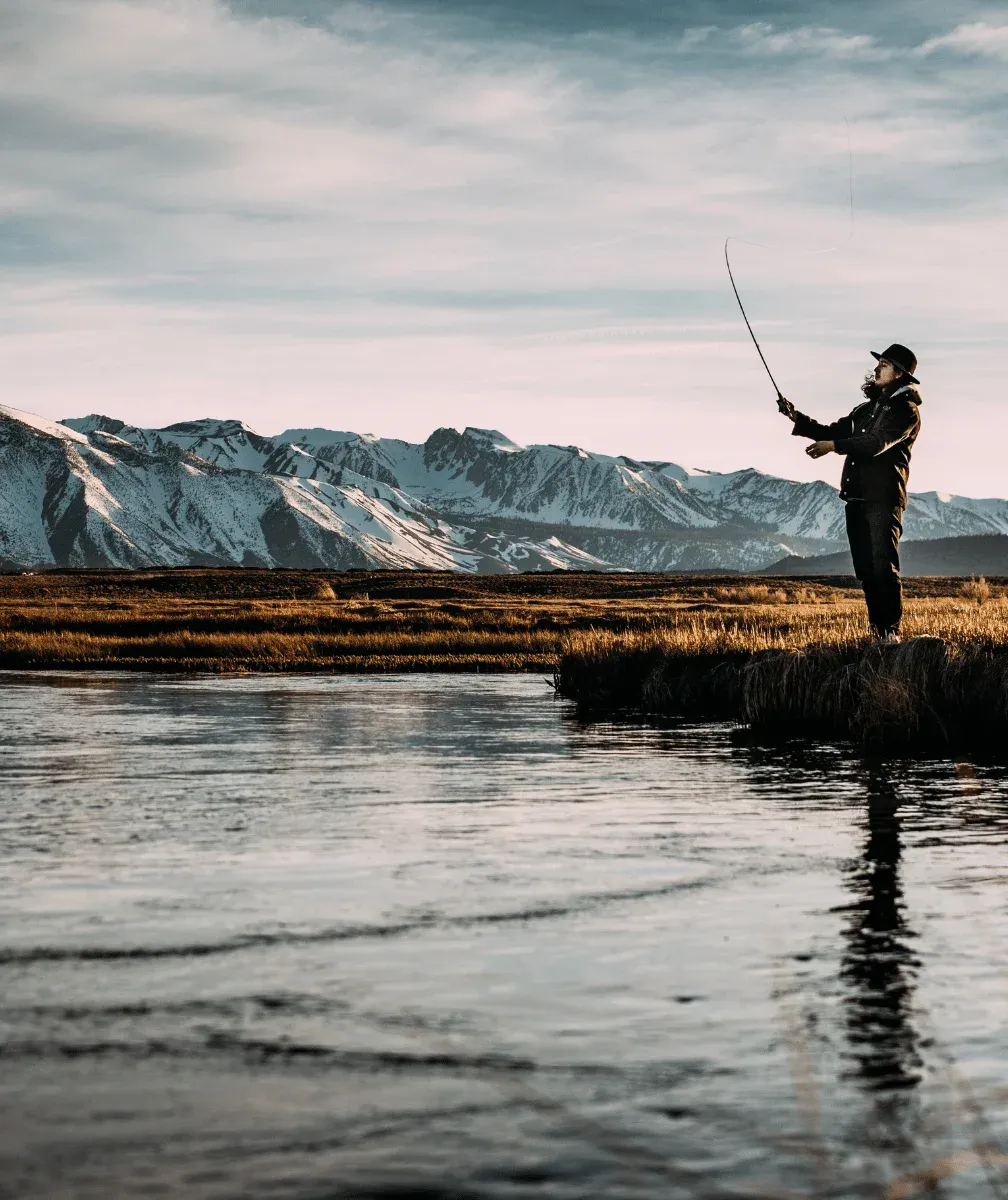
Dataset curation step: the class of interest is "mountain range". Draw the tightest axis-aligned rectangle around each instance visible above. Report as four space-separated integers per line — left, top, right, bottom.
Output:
3 402 1008 574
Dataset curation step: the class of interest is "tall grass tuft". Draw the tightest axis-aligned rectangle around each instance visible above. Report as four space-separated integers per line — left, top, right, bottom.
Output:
961 575 992 605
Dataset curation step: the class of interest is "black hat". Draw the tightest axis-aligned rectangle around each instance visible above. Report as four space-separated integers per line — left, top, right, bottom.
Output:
871 343 919 385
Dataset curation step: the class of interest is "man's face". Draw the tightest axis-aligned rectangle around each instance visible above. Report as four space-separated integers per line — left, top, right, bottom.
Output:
873 358 902 388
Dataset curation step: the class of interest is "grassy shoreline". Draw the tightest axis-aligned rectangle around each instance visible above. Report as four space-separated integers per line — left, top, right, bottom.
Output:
555 597 1008 756
5 569 1008 754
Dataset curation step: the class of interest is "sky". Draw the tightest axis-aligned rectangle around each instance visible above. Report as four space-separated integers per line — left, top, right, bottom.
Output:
1 0 1006 495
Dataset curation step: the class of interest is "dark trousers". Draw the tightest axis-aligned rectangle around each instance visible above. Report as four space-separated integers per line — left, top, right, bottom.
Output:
845 502 904 636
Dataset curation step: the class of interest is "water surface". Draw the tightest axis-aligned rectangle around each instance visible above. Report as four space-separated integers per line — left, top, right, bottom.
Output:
1 674 1006 1198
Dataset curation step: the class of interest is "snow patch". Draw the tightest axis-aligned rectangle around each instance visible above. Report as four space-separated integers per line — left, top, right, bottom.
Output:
1 405 89 445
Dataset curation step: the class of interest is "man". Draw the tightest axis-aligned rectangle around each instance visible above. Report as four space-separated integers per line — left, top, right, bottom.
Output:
778 344 922 643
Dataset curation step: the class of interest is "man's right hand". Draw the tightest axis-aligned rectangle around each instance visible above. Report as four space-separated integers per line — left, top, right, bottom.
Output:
777 393 796 421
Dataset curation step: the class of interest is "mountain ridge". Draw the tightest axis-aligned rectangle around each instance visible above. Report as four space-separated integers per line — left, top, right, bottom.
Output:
2 402 1008 573
763 534 1008 578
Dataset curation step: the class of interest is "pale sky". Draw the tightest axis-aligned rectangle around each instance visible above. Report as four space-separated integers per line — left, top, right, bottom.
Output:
1 0 1006 494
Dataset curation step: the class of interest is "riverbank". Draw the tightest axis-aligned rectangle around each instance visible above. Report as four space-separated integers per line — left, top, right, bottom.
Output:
1 571 1005 696
556 604 1008 756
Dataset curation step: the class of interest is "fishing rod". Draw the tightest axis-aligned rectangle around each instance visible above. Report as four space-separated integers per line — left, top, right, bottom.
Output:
725 120 853 408
724 239 785 402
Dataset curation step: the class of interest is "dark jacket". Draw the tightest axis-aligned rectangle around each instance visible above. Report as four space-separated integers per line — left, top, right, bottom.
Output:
792 382 922 508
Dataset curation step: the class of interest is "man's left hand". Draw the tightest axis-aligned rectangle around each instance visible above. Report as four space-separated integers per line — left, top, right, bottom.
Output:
806 440 835 459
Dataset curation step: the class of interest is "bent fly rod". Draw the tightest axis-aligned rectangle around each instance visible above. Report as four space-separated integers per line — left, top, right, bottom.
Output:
725 120 853 406
724 239 785 401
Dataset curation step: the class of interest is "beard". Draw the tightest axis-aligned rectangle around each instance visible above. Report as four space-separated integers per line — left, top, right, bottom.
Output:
861 374 884 401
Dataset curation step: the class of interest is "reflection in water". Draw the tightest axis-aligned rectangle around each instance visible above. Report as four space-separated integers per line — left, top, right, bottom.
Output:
840 771 922 1093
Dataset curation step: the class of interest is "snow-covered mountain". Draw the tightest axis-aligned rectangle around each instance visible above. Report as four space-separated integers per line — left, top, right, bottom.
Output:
3 403 1008 572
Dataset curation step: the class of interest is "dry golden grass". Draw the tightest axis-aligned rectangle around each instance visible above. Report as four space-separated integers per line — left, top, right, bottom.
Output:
0 570 842 670
556 588 1008 756
0 568 777 672
561 595 1008 662
2 570 1007 697
961 575 993 605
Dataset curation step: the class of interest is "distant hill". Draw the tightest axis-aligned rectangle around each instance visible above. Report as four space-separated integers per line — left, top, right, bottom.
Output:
762 534 1008 577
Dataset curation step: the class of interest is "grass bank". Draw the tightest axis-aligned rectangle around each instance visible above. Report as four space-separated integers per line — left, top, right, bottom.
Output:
4 570 1008 756
556 590 1008 756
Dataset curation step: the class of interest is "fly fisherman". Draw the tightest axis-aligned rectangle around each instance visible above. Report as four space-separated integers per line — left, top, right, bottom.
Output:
777 344 922 643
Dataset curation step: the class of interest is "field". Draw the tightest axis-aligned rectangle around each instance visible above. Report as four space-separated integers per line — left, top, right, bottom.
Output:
3 568 1008 754
0 568 1003 671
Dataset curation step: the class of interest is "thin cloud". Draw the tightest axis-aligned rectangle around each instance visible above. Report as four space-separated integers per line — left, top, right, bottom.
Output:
918 21 1008 58
733 22 890 61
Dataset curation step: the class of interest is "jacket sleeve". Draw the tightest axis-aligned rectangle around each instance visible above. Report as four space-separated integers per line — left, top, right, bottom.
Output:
791 410 855 442
834 402 919 458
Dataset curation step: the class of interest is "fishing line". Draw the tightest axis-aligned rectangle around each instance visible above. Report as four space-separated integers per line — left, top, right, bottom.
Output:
725 119 854 403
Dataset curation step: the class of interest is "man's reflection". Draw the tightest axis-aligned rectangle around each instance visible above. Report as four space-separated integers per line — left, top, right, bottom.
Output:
839 770 922 1092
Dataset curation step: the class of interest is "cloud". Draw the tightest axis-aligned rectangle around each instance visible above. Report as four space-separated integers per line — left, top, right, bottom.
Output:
917 21 1008 59
733 22 890 60
0 0 1005 495
228 0 986 49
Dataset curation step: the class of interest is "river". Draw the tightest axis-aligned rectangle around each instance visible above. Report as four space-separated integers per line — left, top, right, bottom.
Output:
1 674 1005 1198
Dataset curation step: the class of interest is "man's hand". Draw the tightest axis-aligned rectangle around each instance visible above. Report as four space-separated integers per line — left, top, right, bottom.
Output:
806 440 835 459
777 393 796 421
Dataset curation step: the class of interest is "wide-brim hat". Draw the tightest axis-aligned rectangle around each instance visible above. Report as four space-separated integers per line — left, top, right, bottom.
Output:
872 343 919 385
